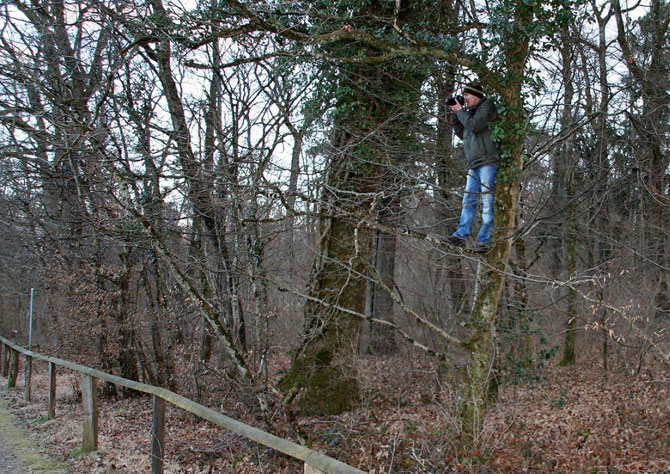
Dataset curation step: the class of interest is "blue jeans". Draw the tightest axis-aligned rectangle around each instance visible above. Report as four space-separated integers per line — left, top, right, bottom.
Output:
452 165 497 245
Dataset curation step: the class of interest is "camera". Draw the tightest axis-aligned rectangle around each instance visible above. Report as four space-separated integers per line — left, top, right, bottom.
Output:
447 95 464 106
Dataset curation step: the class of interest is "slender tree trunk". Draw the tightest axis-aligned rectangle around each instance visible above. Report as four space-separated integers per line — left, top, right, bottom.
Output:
577 4 614 372
365 199 398 354
435 71 467 314
555 31 578 366
460 116 524 442
560 167 578 366
146 0 266 414
458 2 533 439
513 232 533 366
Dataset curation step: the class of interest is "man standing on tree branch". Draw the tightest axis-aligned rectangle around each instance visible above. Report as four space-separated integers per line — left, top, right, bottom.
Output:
446 81 499 253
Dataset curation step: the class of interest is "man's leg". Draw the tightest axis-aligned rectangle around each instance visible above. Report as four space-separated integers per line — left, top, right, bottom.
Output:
476 164 497 245
452 169 481 240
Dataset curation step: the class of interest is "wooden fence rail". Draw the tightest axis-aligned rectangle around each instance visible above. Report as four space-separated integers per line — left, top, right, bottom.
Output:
0 335 367 474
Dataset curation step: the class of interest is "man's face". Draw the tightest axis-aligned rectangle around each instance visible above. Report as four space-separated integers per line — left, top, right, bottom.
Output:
463 92 481 108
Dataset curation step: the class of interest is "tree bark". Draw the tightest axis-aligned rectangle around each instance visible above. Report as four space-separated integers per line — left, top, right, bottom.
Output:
365 201 399 355
458 1 534 439
615 0 670 319
279 185 367 414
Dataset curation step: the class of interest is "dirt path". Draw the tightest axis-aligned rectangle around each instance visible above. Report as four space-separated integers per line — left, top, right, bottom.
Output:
0 389 66 474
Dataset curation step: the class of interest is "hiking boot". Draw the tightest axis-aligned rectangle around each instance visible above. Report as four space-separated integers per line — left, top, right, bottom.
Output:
446 235 467 247
473 242 489 253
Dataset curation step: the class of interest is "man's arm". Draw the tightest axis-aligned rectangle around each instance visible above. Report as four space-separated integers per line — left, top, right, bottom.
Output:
447 109 464 139
452 117 464 139
456 100 497 134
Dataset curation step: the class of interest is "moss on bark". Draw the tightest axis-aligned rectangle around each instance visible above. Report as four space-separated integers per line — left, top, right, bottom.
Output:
279 214 367 415
458 72 528 442
280 342 361 415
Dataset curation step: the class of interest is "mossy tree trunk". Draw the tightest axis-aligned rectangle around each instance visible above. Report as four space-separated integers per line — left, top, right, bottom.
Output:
279 192 369 415
435 68 468 315
280 82 423 415
460 185 519 439
276 55 382 410
459 0 535 440
279 0 428 415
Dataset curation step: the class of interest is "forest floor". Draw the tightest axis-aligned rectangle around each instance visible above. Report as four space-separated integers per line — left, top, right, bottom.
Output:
2 352 669 474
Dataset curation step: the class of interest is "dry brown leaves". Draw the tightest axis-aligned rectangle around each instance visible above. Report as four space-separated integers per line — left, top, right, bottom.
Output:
2 353 670 473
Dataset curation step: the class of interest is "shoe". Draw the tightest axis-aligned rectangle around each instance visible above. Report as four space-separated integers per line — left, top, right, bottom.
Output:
473 242 489 253
446 235 467 247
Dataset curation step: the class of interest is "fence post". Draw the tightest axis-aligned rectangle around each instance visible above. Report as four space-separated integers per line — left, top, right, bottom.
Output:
151 395 166 474
48 361 57 419
24 355 32 401
8 348 19 388
81 374 98 453
1 343 7 377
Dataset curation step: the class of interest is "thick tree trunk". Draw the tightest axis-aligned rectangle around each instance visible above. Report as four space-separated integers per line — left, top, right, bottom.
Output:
279 210 367 415
435 72 468 314
279 2 426 412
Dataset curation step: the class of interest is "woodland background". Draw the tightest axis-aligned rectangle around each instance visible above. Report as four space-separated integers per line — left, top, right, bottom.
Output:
0 0 669 472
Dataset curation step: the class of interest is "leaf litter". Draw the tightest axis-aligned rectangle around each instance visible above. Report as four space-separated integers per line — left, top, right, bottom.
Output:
2 353 669 473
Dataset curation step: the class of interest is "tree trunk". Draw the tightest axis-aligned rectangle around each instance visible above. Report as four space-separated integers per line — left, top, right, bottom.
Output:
365 200 398 355
460 137 523 441
435 70 467 314
459 4 533 437
512 232 533 366
279 204 367 415
615 0 670 319
560 167 578 366
555 31 578 367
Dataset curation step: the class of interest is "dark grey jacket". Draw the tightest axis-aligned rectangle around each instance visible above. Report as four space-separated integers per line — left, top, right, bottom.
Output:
452 97 499 170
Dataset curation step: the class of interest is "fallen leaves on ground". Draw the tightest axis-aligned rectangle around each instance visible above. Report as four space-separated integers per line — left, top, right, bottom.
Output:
2 353 669 473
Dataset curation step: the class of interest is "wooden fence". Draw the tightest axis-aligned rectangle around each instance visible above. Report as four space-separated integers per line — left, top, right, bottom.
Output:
0 335 367 474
